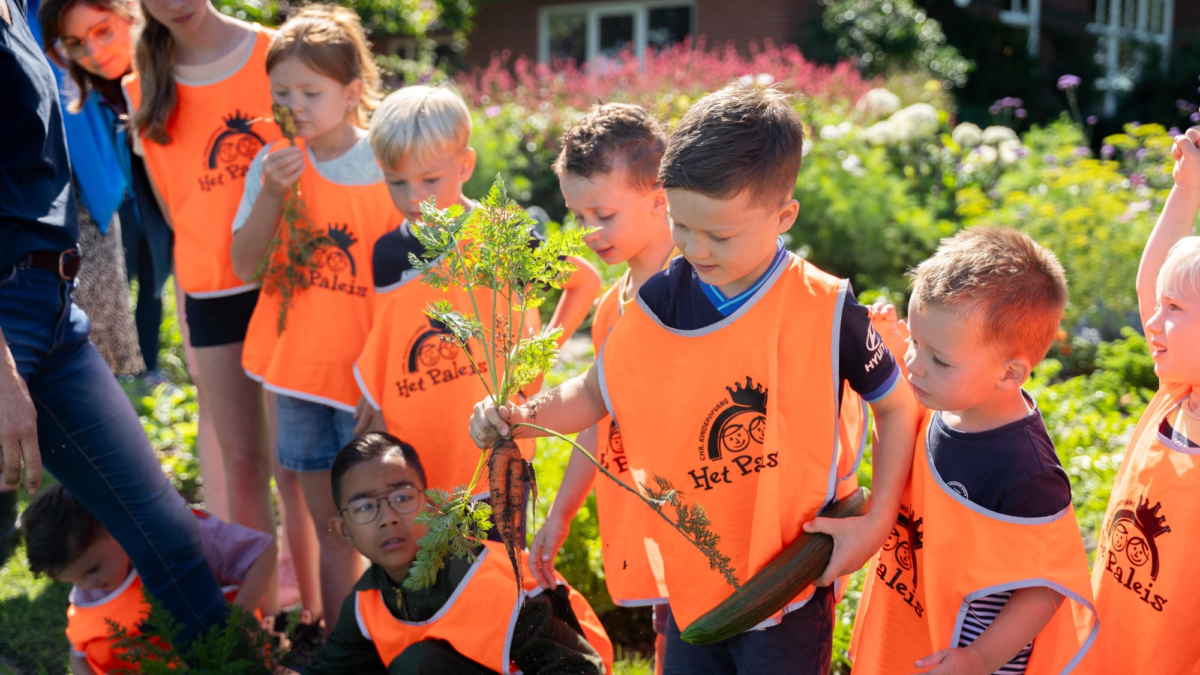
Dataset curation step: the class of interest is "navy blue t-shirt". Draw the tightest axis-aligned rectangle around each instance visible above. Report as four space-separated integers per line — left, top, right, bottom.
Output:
637 254 901 403
928 395 1071 518
0 0 77 270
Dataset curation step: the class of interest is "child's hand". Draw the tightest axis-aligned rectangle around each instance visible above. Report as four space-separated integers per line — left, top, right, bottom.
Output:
261 145 305 199
1172 128 1200 193
913 646 989 675
469 398 529 448
868 302 910 358
528 514 570 589
352 396 386 435
802 514 890 587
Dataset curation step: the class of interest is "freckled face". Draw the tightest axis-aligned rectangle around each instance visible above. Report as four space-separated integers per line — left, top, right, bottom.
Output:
53 531 132 593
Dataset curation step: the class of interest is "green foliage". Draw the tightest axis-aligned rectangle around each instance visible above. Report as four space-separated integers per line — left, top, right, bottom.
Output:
820 0 972 87
641 477 739 590
0 543 71 675
212 0 477 38
404 487 493 591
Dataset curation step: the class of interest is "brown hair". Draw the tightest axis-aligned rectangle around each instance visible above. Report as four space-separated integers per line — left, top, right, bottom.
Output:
21 484 107 578
267 5 382 129
553 103 666 192
37 0 137 113
910 226 1068 363
131 0 177 144
658 82 804 208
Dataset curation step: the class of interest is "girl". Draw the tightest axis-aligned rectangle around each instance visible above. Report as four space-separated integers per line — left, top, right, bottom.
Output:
230 5 397 631
126 0 278 609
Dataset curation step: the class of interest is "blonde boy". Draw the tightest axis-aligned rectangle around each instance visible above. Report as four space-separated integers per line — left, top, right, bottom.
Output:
853 227 1096 675
354 86 599 505
1084 129 1200 674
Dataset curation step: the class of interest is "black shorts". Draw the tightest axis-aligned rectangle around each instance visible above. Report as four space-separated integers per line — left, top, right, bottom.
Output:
184 288 260 348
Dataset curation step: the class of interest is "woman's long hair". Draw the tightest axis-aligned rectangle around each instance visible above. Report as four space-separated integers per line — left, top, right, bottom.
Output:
37 0 137 112
130 0 177 144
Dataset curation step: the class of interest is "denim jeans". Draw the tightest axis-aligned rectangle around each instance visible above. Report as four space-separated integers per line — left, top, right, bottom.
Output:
1 265 227 642
663 585 834 675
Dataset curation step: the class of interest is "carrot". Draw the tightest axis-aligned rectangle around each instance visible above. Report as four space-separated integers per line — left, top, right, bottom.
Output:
488 437 537 592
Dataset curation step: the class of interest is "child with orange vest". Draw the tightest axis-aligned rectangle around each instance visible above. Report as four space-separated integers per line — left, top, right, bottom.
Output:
229 6 400 632
526 103 676 667
471 83 919 674
852 228 1096 675
298 432 613 675
21 484 276 675
1082 129 1200 674
353 86 600 504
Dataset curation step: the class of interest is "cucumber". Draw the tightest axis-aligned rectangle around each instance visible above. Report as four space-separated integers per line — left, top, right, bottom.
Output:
679 487 871 645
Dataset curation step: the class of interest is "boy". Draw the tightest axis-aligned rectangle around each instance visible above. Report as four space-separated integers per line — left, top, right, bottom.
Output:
851 227 1097 675
471 83 919 674
353 85 600 502
1085 129 1200 674
300 432 613 675
21 485 276 675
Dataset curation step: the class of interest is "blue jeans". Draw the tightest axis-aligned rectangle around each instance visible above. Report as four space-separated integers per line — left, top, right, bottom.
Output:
274 394 358 472
663 586 834 675
1 265 227 642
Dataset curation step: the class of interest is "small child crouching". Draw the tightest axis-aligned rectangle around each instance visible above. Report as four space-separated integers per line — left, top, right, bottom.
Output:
21 485 276 675
300 432 613 674
851 227 1096 675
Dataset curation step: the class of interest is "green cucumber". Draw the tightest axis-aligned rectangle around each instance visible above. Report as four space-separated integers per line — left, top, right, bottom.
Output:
680 487 871 645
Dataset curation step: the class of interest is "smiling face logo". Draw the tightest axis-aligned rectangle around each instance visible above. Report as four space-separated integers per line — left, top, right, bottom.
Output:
882 511 924 582
406 317 469 373
1106 495 1171 581
204 111 266 170
315 224 359 276
703 377 768 460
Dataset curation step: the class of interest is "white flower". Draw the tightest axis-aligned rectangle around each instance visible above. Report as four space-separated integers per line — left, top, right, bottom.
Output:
970 144 999 165
801 139 813 157
841 154 863 172
856 88 902 118
819 122 854 140
951 122 983 149
756 73 775 86
998 139 1024 166
887 103 940 142
862 120 896 145
981 125 1018 146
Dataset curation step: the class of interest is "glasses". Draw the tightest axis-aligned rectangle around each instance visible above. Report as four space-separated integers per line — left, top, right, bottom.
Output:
340 486 422 525
59 20 118 59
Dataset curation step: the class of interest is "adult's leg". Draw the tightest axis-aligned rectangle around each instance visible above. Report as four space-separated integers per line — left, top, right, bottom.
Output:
4 269 227 642
662 610 737 675
727 587 834 675
133 233 163 373
189 342 274 537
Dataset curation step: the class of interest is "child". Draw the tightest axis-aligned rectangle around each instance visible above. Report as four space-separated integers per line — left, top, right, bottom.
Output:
300 432 613 674
21 484 276 675
850 227 1096 675
229 5 398 632
353 86 600 500
471 83 919 674
527 102 675 667
1085 129 1200 674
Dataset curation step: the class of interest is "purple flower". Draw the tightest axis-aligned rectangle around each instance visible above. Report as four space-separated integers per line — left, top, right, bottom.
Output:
1101 145 1115 158
1131 173 1146 187
1130 121 1141 128
1193 112 1200 123
485 105 502 118
1043 154 1058 164
1136 148 1147 159
1015 108 1028 119
1087 115 1099 125
989 105 1001 115
1180 99 1192 110
1170 127 1181 137
1073 147 1091 157
1013 98 1024 107
1057 74 1082 90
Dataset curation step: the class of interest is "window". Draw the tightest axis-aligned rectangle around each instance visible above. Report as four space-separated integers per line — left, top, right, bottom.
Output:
540 2 695 65
997 0 1041 58
1086 0 1174 115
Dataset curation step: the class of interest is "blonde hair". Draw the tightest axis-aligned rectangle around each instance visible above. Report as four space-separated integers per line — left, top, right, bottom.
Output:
1157 236 1200 301
911 226 1068 362
267 5 381 129
369 85 472 171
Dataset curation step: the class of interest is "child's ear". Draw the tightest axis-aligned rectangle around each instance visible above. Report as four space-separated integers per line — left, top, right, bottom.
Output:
330 515 353 544
459 147 477 183
650 185 668 216
345 79 363 114
775 198 800 234
997 357 1033 391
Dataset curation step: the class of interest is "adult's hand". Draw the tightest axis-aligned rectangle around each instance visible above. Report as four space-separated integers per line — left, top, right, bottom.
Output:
0 327 41 494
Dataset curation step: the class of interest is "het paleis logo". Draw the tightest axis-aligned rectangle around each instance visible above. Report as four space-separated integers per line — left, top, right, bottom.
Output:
392 317 484 399
198 111 265 192
687 377 777 492
308 224 368 297
1100 494 1171 612
874 505 925 618
600 422 628 474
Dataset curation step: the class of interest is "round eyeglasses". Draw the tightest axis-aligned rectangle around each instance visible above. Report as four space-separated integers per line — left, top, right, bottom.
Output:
340 486 421 525
59 20 118 60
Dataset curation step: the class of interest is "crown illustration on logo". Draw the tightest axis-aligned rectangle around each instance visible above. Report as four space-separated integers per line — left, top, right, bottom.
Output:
222 110 257 133
727 376 768 409
327 223 357 251
1135 496 1171 539
898 513 925 550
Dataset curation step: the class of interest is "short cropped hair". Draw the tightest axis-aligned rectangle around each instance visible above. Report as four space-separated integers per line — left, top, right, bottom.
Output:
21 484 106 578
658 82 804 208
331 433 428 506
370 85 471 171
553 104 666 191
1157 236 1200 301
910 226 1068 363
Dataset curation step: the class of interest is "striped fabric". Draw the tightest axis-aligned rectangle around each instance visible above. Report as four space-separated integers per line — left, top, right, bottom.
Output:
956 591 1032 674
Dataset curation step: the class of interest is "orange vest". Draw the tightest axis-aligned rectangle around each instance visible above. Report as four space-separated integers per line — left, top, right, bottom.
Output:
355 541 613 674
850 408 1097 675
241 142 401 411
598 255 846 631
124 26 280 298
355 261 538 496
1084 382 1200 674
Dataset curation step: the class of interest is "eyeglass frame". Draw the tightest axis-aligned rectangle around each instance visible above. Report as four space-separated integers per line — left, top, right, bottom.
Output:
338 486 423 525
58 17 122 60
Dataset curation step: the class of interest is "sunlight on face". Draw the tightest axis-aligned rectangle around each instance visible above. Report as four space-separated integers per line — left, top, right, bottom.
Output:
665 187 796 298
53 532 132 593
270 57 360 142
1145 289 1200 385
559 167 665 266
60 3 133 81
139 0 212 37
904 302 1013 413
382 148 476 224
333 450 427 579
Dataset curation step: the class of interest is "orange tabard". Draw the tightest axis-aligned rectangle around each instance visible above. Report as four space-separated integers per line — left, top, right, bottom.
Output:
355 541 614 674
1083 382 1200 675
590 274 669 607
123 25 281 298
850 408 1097 675
598 254 846 631
241 142 401 411
354 268 538 496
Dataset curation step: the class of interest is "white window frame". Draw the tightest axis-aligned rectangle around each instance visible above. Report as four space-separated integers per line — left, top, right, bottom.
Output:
1085 0 1174 115
997 0 1041 59
538 1 696 64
